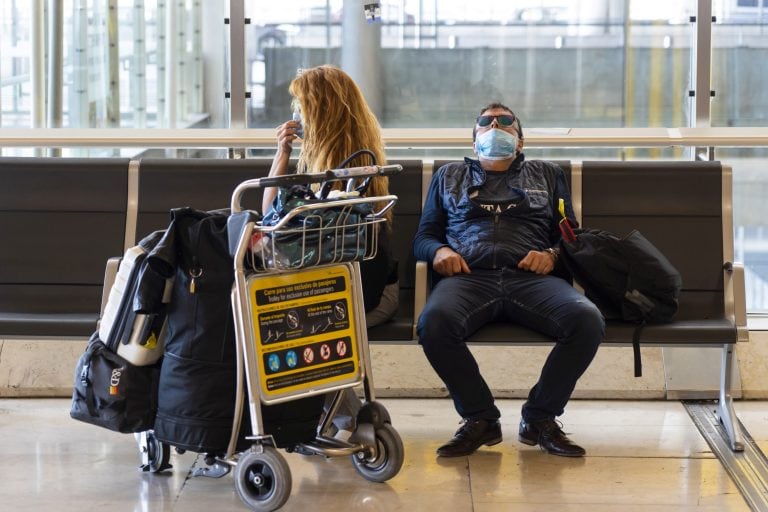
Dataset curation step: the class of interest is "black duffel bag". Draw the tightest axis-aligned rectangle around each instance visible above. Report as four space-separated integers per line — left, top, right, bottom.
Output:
70 332 159 433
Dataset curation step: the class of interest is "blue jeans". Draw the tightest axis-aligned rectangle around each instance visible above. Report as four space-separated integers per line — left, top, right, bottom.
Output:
417 268 604 423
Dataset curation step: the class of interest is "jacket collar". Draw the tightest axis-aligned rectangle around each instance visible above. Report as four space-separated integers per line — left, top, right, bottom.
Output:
463 153 526 186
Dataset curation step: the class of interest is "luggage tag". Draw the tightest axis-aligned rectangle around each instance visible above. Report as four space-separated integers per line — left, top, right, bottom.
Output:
189 267 202 294
558 198 576 243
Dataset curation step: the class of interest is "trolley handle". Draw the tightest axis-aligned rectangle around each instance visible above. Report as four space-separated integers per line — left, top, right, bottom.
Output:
230 164 403 213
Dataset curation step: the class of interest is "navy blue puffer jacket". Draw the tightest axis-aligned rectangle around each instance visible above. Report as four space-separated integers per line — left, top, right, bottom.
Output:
413 155 576 270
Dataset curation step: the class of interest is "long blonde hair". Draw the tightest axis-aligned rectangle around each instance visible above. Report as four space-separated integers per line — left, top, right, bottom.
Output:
289 65 391 221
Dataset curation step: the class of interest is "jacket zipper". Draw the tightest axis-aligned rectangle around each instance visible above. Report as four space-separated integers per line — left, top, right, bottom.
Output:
492 214 500 269
188 222 203 294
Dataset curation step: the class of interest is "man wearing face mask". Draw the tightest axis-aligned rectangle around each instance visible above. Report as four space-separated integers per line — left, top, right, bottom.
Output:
413 102 604 458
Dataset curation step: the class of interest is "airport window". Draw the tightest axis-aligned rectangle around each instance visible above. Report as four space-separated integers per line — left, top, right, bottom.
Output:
0 0 207 130
1 0 765 133
248 0 698 131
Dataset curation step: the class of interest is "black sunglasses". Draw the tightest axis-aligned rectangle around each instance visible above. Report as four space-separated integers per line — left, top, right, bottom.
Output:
476 114 516 127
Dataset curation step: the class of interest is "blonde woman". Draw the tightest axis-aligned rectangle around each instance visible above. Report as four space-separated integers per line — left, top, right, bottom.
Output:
263 65 398 326
263 65 399 432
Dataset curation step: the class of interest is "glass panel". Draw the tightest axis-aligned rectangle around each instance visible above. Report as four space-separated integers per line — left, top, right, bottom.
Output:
0 0 215 134
719 148 768 314
711 0 768 126
248 0 695 130
1 1 33 129
246 1 342 126
111 0 212 128
0 0 705 133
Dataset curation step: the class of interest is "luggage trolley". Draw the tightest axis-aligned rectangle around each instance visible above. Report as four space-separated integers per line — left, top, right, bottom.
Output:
226 163 405 511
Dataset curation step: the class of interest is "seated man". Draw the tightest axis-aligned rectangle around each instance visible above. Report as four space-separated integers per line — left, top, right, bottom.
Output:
413 102 604 458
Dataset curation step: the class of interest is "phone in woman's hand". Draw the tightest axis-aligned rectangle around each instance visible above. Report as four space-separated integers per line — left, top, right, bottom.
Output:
292 110 304 139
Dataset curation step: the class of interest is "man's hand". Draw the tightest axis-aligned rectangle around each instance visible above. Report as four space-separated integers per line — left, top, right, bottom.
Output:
433 246 471 277
517 250 556 275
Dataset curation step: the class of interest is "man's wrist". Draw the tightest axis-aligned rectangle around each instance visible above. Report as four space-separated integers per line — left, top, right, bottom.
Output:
544 247 560 263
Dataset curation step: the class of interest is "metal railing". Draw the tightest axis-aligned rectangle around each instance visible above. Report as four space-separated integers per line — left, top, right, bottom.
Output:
0 127 766 149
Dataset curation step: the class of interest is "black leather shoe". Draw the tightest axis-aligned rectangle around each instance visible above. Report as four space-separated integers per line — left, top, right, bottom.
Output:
518 418 586 457
436 418 502 457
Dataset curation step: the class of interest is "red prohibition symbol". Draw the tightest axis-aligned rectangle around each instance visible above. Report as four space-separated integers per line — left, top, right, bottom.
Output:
303 346 314 364
336 340 347 357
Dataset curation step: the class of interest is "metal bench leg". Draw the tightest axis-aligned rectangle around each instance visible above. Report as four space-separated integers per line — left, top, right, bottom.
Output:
718 344 744 452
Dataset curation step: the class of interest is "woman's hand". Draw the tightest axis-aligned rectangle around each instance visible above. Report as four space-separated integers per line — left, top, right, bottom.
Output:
275 120 301 155
263 119 302 212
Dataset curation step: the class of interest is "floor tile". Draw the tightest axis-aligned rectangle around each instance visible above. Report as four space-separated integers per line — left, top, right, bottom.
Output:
734 400 768 453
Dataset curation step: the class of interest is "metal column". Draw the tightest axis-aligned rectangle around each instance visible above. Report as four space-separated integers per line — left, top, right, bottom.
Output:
174 0 188 122
164 0 178 128
156 0 167 127
691 0 714 160
131 0 147 127
71 0 89 128
341 0 383 117
228 0 247 130
191 0 203 114
31 0 45 156
106 0 120 128
47 0 63 156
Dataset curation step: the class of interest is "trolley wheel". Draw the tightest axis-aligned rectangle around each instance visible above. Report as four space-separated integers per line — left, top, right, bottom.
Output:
356 400 392 428
234 446 292 512
352 423 404 483
139 431 172 473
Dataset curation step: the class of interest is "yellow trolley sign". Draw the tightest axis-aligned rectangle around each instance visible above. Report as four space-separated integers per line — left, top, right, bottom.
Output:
247 264 361 400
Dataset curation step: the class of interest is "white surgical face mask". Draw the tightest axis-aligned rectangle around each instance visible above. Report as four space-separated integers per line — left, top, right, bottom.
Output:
475 128 518 160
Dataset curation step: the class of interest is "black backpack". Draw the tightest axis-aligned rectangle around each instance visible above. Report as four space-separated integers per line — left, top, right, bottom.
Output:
149 208 324 454
558 228 682 377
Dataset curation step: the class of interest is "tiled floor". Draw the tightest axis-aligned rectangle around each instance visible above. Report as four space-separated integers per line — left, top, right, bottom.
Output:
0 398 763 511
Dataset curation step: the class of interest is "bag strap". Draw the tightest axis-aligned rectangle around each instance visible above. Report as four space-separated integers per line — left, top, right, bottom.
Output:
556 199 576 243
319 149 378 199
632 320 647 378
79 355 99 418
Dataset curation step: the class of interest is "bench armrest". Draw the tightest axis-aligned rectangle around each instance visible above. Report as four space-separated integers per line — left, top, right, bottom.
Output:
414 260 429 339
100 257 121 318
729 262 749 343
